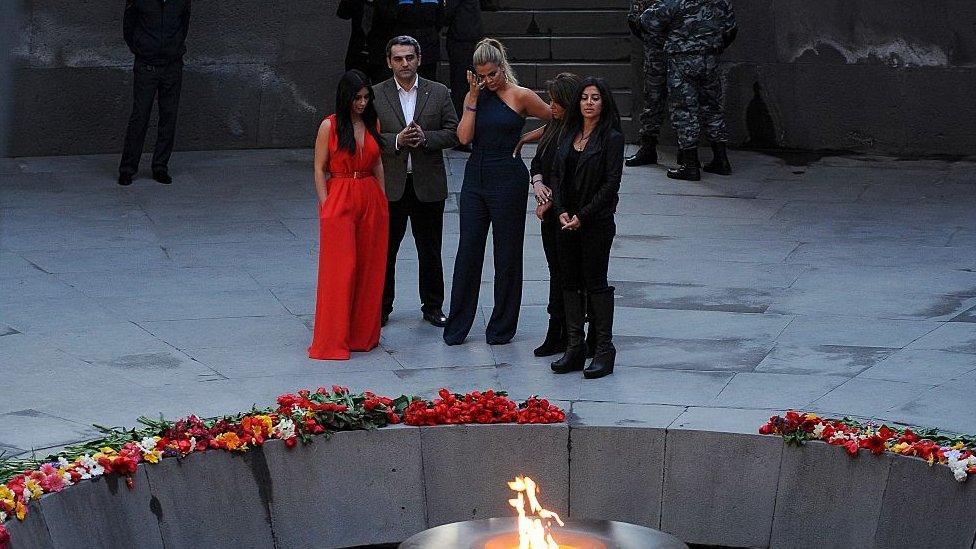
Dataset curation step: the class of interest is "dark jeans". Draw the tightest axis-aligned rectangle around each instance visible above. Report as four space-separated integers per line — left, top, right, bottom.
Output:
557 218 615 292
447 40 477 116
540 208 564 322
444 167 526 345
383 175 446 316
119 59 183 176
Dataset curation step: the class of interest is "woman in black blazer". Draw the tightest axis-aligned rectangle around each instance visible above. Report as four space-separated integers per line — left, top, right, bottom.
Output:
548 77 624 379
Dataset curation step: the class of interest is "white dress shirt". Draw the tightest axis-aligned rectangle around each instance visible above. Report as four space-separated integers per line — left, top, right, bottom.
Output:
395 75 419 173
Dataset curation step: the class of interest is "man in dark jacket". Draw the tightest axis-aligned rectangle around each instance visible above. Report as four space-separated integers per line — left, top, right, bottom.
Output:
118 0 191 186
359 0 443 85
445 0 483 117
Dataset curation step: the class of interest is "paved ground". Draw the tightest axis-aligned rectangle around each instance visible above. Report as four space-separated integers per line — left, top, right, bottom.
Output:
1 145 975 457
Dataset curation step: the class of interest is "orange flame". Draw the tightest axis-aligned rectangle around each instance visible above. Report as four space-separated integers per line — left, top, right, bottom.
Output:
507 476 564 549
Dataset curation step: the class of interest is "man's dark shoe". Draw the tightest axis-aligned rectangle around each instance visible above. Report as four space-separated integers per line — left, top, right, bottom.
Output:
381 312 390 327
703 142 732 176
153 170 172 185
624 136 658 167
667 148 701 181
422 308 447 327
117 174 133 186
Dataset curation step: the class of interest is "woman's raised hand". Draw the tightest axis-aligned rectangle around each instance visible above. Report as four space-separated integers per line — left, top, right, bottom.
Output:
466 70 481 98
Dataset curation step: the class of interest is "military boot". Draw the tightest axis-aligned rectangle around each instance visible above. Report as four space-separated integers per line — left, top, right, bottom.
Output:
703 142 732 175
667 147 701 181
583 287 616 379
625 136 658 167
551 290 587 374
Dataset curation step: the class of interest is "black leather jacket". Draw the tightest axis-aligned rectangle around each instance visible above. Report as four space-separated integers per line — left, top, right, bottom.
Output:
123 0 191 65
550 128 624 224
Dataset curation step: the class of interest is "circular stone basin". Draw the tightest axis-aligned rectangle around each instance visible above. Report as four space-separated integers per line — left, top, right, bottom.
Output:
399 518 687 549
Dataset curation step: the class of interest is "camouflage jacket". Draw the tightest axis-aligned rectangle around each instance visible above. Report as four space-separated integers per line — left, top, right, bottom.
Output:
640 0 736 54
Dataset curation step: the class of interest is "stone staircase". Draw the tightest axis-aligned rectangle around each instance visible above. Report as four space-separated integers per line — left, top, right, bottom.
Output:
481 0 636 138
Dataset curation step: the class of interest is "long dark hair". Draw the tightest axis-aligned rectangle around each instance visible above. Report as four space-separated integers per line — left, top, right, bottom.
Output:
564 77 622 144
334 69 385 154
538 73 582 160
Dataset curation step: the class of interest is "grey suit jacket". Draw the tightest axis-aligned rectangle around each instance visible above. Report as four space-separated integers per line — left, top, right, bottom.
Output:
373 76 460 203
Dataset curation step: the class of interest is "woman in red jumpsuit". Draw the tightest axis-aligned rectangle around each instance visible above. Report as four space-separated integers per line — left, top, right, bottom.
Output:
308 70 389 360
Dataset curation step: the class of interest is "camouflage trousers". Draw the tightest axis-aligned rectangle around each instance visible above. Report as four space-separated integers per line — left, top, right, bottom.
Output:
667 53 729 149
638 45 668 142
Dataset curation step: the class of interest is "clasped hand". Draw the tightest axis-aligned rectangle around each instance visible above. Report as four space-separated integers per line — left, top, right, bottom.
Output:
397 121 425 148
559 212 581 231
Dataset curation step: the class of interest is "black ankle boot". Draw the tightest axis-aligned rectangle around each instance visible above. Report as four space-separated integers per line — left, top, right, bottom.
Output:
703 142 732 175
551 290 586 374
667 147 701 181
584 287 616 379
625 136 658 167
534 318 566 357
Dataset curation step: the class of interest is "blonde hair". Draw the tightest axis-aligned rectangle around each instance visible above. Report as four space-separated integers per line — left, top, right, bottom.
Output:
472 38 519 86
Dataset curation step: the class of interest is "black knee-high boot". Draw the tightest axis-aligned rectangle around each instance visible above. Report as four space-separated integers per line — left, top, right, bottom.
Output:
534 317 566 357
551 290 587 374
584 286 616 379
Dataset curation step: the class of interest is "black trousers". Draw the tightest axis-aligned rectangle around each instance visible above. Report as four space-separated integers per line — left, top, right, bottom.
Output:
383 175 446 316
447 40 477 116
444 169 526 345
557 218 615 292
119 59 183 176
418 63 439 83
540 208 564 322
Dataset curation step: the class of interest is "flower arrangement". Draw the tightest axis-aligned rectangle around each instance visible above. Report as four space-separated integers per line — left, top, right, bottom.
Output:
759 410 976 482
0 387 565 549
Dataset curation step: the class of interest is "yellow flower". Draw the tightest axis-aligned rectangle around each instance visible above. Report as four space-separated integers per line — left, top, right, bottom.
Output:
891 442 911 454
953 442 965 450
99 447 116 455
16 500 26 520
25 479 42 499
0 485 13 501
143 450 162 464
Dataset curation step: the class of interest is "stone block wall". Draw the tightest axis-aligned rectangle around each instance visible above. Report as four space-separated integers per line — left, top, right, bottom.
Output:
3 0 350 157
701 0 976 155
3 0 976 156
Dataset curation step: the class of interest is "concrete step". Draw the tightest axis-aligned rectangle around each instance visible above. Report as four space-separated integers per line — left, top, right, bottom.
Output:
485 0 631 11
443 36 630 63
523 116 636 140
514 62 633 89
482 10 630 36
534 89 633 115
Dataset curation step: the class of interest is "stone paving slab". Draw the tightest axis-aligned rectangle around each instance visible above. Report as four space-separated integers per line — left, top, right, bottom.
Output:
1 147 975 455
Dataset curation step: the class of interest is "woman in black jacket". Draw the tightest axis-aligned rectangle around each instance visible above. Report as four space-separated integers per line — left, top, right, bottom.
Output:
548 77 624 379
525 73 582 357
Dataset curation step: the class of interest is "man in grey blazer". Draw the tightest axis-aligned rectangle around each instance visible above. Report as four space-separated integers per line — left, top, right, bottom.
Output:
374 36 460 327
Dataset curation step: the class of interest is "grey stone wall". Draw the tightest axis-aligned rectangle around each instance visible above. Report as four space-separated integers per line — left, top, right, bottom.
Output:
5 0 976 156
713 0 976 155
6 0 350 157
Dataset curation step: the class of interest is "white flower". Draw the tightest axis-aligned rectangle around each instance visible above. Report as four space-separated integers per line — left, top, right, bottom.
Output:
137 436 158 454
1 509 7 522
57 457 71 469
60 470 74 487
812 424 826 438
273 418 296 440
945 452 974 483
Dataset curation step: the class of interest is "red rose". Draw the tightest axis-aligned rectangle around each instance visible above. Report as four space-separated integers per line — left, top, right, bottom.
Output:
0 524 11 548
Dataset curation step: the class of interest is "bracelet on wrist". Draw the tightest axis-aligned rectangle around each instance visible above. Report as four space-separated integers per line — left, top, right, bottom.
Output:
464 105 478 112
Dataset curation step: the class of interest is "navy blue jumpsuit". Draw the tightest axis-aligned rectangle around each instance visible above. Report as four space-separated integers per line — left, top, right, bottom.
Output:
444 90 529 345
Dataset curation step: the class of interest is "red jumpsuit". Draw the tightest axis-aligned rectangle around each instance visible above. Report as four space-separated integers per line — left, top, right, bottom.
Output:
308 114 389 360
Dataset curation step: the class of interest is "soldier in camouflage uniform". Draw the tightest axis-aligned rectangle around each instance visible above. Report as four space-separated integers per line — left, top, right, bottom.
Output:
641 0 737 181
625 0 667 167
